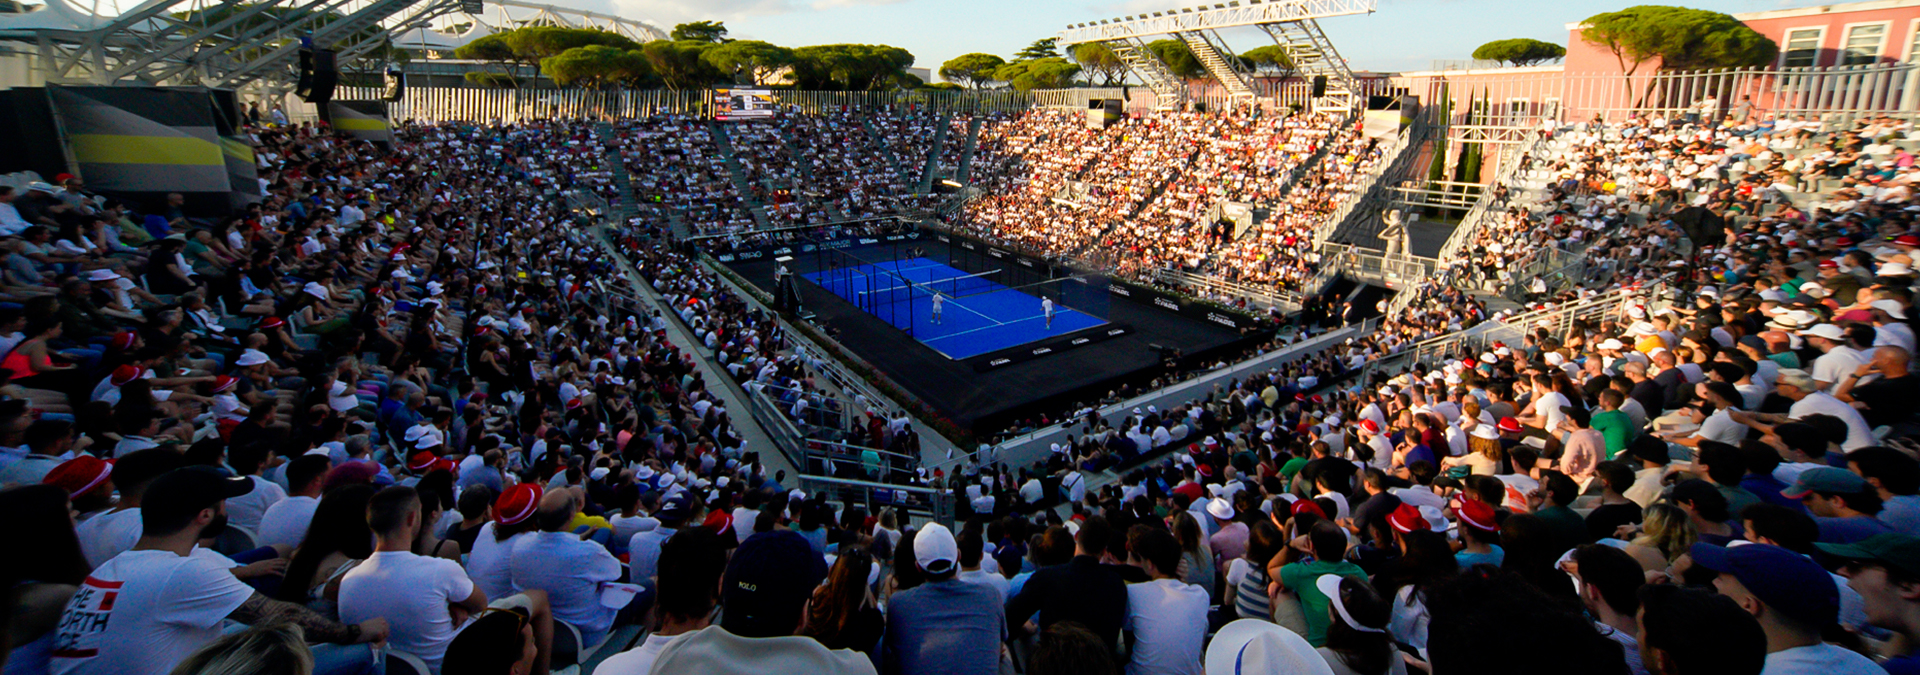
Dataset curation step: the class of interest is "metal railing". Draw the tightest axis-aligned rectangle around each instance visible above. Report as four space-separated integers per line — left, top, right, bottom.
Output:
1156 268 1305 311
1435 128 1551 262
797 474 954 528
1319 243 1439 290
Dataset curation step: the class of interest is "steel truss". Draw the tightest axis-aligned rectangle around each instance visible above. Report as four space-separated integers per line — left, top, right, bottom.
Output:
1057 0 1373 111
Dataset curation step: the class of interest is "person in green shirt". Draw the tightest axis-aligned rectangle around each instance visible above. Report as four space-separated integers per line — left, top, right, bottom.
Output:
1588 389 1635 460
1279 454 1310 485
1275 519 1367 647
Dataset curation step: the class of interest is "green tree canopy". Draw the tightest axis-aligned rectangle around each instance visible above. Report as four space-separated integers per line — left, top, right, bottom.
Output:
502 26 638 62
1580 5 1777 75
1471 38 1567 66
1146 39 1207 79
702 40 795 85
939 52 1006 89
670 20 729 43
1240 45 1294 76
1015 38 1060 61
994 57 1081 91
1069 43 1126 86
541 45 652 88
790 44 915 90
641 40 726 90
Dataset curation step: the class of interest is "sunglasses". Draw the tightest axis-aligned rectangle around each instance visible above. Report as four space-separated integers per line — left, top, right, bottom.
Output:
478 606 531 630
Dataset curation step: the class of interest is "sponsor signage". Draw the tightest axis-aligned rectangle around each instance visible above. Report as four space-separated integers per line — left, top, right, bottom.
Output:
1106 279 1257 330
710 231 922 263
972 325 1134 372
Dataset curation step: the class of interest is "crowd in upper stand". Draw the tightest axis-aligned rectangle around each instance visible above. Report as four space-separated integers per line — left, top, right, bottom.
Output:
7 98 1920 675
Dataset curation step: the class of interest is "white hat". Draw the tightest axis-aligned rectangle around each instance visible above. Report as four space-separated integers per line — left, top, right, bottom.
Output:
1883 262 1916 277
1471 424 1500 441
913 522 959 574
589 467 611 481
636 465 657 481
84 269 120 282
1872 299 1908 320
1800 323 1846 341
1759 289 1787 303
1800 282 1829 299
1626 322 1656 337
1206 497 1235 521
1417 504 1451 533
1597 338 1625 350
1205 619 1335 675
235 349 269 367
302 281 330 300
788 489 806 502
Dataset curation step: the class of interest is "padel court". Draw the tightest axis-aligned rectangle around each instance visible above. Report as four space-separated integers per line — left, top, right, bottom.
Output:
804 257 1106 359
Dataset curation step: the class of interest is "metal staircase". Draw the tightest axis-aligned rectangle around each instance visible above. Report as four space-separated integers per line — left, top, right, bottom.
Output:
956 116 982 184
1257 20 1359 112
1108 38 1187 110
708 122 773 230
916 113 951 194
1177 30 1258 101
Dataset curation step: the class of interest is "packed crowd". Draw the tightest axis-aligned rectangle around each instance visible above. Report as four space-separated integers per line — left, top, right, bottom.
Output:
615 114 757 237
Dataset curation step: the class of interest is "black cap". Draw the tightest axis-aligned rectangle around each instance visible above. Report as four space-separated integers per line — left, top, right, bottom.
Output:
111 447 186 490
721 530 827 638
1628 433 1671 466
144 466 253 525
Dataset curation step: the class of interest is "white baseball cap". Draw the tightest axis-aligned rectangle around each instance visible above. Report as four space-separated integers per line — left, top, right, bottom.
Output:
913 522 959 575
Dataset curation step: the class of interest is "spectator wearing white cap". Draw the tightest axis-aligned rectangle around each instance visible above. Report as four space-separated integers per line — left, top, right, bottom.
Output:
1870 300 1916 354
1732 369 1876 453
1207 496 1249 565
883 522 1005 675
1802 324 1868 392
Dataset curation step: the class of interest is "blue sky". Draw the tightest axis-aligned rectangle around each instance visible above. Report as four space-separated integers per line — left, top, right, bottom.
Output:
548 0 1834 79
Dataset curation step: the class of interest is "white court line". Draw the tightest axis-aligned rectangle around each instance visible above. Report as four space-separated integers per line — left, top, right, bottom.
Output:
922 308 1095 343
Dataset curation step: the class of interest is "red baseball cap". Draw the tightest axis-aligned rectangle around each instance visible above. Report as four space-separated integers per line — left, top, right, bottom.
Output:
1457 499 1499 532
1819 259 1839 269
495 483 543 525
109 364 141 387
1291 499 1327 519
1387 502 1429 534
1359 419 1381 434
211 375 239 393
407 451 439 472
43 455 113 496
1897 234 1920 247
111 331 137 351
260 317 287 329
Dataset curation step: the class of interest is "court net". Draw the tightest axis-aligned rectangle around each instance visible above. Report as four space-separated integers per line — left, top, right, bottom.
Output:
854 268 1003 304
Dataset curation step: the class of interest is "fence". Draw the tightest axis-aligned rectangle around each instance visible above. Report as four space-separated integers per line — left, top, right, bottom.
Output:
324 86 1032 123
1028 76 1402 115
1395 62 1920 129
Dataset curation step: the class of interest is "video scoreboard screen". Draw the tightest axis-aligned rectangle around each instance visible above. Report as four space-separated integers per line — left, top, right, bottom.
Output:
713 88 776 121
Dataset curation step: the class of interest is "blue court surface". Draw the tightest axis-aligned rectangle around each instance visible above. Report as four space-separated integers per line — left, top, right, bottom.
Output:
805 257 1106 360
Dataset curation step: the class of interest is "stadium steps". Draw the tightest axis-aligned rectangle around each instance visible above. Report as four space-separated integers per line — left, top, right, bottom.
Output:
858 117 912 184
917 112 952 193
708 122 775 230
956 115 983 183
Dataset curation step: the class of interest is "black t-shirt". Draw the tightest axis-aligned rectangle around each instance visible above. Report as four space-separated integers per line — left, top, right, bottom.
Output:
1584 501 1644 543
1629 380 1666 416
1302 456 1357 492
1850 374 1920 428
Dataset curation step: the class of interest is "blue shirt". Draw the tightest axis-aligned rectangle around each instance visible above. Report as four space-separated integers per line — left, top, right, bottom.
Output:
1456 545 1505 568
885 578 1006 675
1880 495 1920 536
1742 474 1806 513
1817 516 1899 544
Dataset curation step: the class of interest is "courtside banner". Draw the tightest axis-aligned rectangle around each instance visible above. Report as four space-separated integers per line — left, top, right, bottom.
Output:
710 231 924 263
969 324 1134 372
1107 279 1260 331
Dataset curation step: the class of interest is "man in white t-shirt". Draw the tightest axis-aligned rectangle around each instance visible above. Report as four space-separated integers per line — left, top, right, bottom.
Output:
630 491 693 586
75 448 179 568
222 443 286 535
339 485 488 672
1733 369 1876 453
510 489 628 645
257 455 331 548
1804 324 1868 392
1122 528 1208 675
51 467 389 675
1518 374 1570 434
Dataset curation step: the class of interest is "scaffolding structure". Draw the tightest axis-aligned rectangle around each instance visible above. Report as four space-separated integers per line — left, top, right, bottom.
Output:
1056 0 1374 111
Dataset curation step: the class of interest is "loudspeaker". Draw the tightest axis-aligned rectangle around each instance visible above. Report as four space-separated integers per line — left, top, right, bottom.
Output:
299 49 338 104
295 50 314 99
383 68 405 102
1312 75 1327 98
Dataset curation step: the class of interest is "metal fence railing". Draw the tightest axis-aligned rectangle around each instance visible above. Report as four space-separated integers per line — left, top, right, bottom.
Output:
324 86 1033 123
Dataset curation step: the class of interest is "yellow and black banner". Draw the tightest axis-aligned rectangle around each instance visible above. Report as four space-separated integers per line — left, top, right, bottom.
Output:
49 86 230 194
327 100 393 145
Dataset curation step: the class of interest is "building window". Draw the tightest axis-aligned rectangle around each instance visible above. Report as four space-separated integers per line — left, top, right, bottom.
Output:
1842 23 1887 66
1782 28 1822 68
1908 22 1920 63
